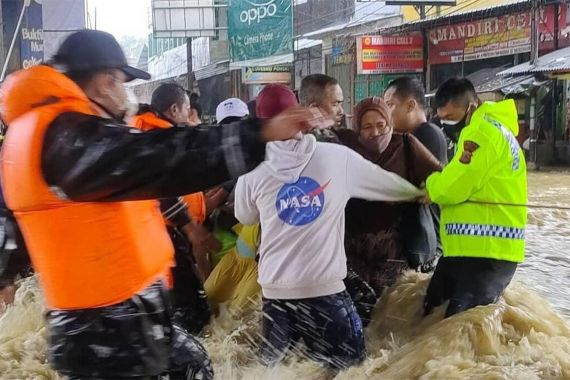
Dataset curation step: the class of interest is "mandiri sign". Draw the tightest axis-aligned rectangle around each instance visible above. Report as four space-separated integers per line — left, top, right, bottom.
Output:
356 34 423 74
229 0 293 62
428 7 556 64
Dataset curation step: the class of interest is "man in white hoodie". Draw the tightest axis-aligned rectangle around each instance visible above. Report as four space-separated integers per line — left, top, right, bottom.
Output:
235 85 424 370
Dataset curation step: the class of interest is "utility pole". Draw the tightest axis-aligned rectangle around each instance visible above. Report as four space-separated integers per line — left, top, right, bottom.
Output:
186 37 193 92
530 0 539 67
528 0 540 168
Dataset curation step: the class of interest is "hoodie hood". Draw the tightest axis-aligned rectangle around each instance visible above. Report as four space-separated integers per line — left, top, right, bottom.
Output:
472 99 519 136
265 134 317 183
0 65 90 125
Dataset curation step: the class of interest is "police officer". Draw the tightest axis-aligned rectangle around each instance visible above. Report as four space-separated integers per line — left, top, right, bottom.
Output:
423 78 527 318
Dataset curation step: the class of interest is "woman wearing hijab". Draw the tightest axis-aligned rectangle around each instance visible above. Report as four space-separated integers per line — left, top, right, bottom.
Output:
336 97 442 300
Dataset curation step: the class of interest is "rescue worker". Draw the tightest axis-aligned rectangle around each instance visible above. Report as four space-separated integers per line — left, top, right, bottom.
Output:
0 30 313 379
131 83 223 334
423 78 527 318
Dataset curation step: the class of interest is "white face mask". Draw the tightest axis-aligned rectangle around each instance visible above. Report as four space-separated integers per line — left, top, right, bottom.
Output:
440 119 462 126
123 88 139 120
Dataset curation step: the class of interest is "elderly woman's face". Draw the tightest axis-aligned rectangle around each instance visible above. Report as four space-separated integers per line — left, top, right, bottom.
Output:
359 110 390 140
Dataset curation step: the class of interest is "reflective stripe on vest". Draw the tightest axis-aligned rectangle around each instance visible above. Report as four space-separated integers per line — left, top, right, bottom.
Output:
445 223 525 240
484 115 520 171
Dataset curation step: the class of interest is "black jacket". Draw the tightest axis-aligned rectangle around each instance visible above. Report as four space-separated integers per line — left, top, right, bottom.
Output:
41 112 266 202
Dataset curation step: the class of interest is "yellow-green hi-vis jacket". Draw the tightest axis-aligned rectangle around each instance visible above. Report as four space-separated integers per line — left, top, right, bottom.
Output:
426 99 527 263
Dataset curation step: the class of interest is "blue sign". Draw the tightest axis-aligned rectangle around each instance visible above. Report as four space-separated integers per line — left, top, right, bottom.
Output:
20 0 43 69
275 177 330 226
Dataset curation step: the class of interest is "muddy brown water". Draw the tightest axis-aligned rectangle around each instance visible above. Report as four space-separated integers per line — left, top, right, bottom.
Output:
1 171 569 379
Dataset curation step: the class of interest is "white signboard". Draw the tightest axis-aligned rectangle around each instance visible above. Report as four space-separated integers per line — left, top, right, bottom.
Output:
152 0 218 38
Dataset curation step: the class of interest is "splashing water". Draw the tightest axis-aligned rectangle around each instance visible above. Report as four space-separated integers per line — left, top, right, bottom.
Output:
1 172 570 379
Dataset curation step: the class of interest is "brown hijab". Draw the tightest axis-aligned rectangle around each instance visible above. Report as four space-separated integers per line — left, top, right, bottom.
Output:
354 97 394 156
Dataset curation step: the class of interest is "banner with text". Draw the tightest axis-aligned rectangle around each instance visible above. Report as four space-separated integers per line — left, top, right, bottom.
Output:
242 66 291 84
428 7 556 64
229 0 293 62
20 0 44 69
356 34 423 74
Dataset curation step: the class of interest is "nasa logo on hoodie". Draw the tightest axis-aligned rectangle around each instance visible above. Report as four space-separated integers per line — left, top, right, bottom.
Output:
275 177 330 226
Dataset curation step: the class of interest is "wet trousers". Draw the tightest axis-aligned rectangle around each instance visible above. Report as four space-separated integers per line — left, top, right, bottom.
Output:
260 290 365 370
344 269 377 327
424 256 517 317
168 226 211 335
47 281 214 380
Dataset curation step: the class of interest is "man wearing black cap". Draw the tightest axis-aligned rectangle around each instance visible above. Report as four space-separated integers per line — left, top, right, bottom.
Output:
0 30 313 380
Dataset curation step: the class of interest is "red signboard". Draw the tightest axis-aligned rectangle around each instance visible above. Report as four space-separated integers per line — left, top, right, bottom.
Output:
428 7 556 65
559 3 570 48
357 34 423 74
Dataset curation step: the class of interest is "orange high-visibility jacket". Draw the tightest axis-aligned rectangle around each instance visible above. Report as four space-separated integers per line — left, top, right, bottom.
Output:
130 112 207 223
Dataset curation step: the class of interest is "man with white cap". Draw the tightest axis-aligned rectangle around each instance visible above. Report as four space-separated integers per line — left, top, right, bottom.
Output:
216 98 250 125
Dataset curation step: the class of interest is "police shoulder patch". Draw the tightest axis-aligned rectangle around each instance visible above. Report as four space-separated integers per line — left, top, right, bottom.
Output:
459 140 480 164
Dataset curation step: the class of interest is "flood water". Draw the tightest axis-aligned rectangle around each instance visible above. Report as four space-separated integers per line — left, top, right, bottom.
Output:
1 171 569 379
521 171 570 318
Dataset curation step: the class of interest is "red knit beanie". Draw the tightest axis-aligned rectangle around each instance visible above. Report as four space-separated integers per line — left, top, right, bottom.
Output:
256 84 298 119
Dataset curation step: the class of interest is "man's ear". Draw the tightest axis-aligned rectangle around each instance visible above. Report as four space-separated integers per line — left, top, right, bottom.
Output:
168 103 178 116
408 99 417 113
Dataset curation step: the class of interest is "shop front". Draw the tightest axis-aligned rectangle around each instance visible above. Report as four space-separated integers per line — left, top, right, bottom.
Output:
241 65 292 101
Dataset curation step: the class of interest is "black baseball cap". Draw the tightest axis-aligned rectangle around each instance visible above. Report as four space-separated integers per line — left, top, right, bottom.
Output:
52 29 151 82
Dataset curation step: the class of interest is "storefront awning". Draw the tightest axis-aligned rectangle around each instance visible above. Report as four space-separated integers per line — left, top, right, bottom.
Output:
229 39 322 69
381 0 528 34
427 67 535 96
498 46 570 76
194 60 230 81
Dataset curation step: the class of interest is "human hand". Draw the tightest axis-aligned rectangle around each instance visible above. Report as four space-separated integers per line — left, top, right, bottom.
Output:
204 187 229 215
183 222 221 253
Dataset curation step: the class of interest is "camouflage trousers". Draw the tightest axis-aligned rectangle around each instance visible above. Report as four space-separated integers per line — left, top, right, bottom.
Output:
47 281 213 380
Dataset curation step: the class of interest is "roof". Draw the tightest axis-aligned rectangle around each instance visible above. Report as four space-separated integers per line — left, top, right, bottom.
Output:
302 3 401 39
427 66 535 95
228 38 323 69
498 46 570 76
381 0 529 34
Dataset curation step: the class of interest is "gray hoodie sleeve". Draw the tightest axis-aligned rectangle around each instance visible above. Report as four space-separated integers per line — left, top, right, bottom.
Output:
234 175 260 225
345 148 424 201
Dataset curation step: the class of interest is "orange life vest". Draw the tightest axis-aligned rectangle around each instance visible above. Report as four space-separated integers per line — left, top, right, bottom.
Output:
0 66 174 310
130 111 172 131
130 111 207 224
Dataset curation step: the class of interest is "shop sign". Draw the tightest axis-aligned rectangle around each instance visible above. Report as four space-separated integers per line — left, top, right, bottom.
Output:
559 3 570 48
229 0 293 62
20 0 44 69
332 40 354 65
428 7 556 64
356 34 423 74
242 66 291 84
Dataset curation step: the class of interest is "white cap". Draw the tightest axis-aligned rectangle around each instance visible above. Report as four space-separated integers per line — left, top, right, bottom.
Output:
216 98 249 123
